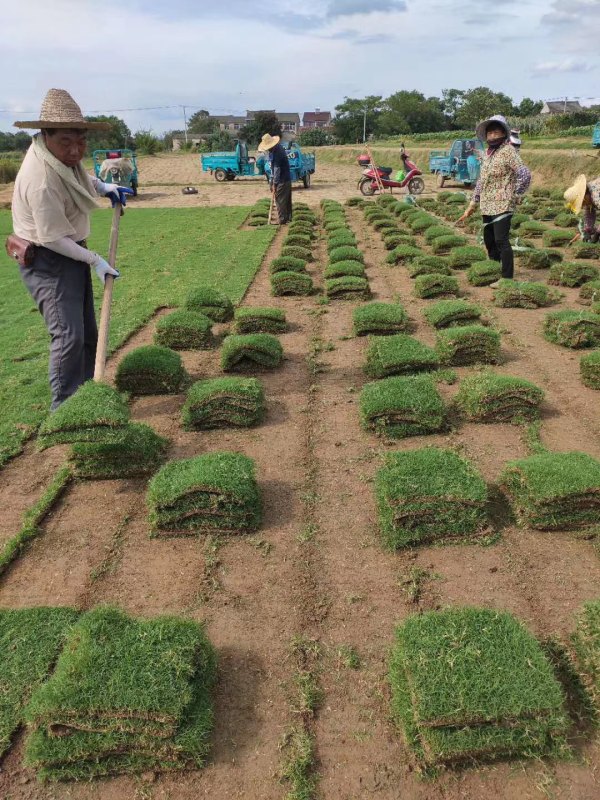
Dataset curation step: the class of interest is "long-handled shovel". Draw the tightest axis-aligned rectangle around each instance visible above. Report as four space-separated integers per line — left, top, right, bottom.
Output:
267 182 277 225
93 202 123 381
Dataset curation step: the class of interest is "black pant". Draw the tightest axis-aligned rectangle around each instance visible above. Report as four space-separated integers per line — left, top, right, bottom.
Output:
482 213 514 279
275 181 292 224
20 247 98 410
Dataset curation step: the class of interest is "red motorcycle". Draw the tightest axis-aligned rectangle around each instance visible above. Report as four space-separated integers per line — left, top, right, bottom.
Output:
357 151 425 196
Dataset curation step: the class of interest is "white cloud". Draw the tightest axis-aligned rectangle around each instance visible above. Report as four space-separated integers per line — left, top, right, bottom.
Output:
532 59 595 76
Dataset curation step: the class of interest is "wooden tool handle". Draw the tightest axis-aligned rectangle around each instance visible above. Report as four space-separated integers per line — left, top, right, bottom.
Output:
93 203 122 381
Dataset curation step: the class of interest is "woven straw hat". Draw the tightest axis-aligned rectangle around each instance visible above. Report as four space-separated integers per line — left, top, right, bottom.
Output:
257 133 281 152
564 174 588 214
13 89 111 130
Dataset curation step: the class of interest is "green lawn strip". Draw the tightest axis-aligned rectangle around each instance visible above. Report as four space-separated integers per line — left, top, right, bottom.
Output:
37 382 130 450
580 351 600 389
579 281 600 305
323 261 366 279
271 271 314 296
422 299 482 329
147 451 261 535
375 448 488 549
365 334 439 378
325 276 371 300
115 346 186 395
543 310 600 348
447 246 488 270
360 375 445 438
467 260 502 286
571 600 600 711
519 220 547 238
549 262 599 288
221 333 283 371
436 325 500 366
281 245 313 262
543 229 575 248
383 233 416 250
573 243 600 260
423 225 454 244
455 371 544 423
430 235 468 255
329 246 364 265
493 280 559 309
270 256 307 275
352 302 409 336
407 256 452 278
70 423 167 480
184 287 234 322
182 378 264 429
233 306 287 334
385 245 423 265
154 310 213 350
500 451 600 529
413 274 460 299
0 607 80 758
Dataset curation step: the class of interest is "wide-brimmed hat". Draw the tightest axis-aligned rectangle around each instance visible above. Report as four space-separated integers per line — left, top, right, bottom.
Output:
475 114 511 142
257 133 281 152
564 174 588 214
13 89 111 130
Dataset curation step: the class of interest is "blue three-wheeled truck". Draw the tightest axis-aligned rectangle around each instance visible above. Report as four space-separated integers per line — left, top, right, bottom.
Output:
201 139 316 187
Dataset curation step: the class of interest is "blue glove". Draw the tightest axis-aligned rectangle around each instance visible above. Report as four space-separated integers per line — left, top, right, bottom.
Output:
96 180 134 206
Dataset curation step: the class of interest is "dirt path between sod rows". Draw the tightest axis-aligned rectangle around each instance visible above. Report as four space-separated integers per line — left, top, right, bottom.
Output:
0 200 600 799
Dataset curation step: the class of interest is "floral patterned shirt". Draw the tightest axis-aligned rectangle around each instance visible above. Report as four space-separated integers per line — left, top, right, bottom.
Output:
471 143 524 216
583 177 600 233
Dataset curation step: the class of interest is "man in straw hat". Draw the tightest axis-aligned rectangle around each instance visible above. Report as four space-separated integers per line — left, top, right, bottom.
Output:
10 88 133 410
564 174 600 243
257 132 292 224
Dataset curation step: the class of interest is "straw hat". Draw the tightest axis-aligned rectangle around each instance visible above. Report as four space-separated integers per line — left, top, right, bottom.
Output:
13 89 111 130
564 174 588 214
257 133 281 152
475 114 510 142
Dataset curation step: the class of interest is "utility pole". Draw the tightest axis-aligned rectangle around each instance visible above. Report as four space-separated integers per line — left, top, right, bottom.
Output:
363 106 367 143
563 96 567 113
182 105 189 144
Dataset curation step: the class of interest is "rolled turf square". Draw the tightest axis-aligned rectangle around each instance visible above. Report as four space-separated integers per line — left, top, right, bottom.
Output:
517 249 563 269
455 371 544 422
115 346 186 395
430 235 468 254
548 262 599 287
500 451 600 529
389 608 568 767
325 275 371 299
353 302 409 336
329 246 364 265
70 422 167 479
147 451 261 535
281 245 313 262
543 310 600 348
385 245 423 265
571 600 600 710
447 246 488 270
360 375 444 438
154 310 213 350
493 280 558 309
467 260 502 286
573 243 600 260
435 325 500 366
423 225 453 243
407 256 451 278
37 382 130 450
221 333 283 371
271 270 313 296
383 233 416 250
519 220 546 238
580 351 600 389
375 447 487 548
323 261 366 279
270 255 307 274
285 234 312 248
413 274 460 299
365 334 439 378
579 281 600 305
182 377 264 429
184 287 233 322
327 233 357 250
422 299 482 329
233 307 287 334
543 229 575 248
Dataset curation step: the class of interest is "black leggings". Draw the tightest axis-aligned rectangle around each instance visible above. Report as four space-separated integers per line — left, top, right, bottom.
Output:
482 213 513 279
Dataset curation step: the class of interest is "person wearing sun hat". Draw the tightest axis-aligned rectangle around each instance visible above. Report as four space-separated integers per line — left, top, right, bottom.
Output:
9 89 134 410
257 132 292 224
564 174 600 243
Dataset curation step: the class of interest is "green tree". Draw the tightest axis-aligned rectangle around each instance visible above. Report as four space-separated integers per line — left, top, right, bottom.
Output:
133 129 162 155
84 115 132 153
332 95 382 144
378 91 446 135
515 98 543 117
441 88 466 127
298 128 333 146
454 87 515 129
188 110 218 134
0 131 31 152
240 111 282 146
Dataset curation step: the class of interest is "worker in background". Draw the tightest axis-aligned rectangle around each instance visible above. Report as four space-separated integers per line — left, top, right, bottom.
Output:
509 129 532 195
564 174 600 242
257 133 292 224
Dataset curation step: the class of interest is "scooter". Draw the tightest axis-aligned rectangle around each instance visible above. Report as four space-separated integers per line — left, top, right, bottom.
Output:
357 150 425 196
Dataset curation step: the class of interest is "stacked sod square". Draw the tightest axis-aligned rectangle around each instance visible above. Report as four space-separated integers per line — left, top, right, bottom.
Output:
389 608 569 769
467 260 502 286
517 248 563 270
455 371 544 423
185 287 234 322
543 310 600 348
116 346 186 395
422 299 482 329
414 273 460 299
182 378 265 429
352 302 410 336
435 325 500 366
360 375 445 438
548 262 599 288
407 256 451 278
493 280 558 309
579 281 600 305
154 310 213 350
323 200 370 299
270 204 317 296
70 423 168 480
147 451 261 535
580 351 600 389
365 334 439 378
233 307 287 334
246 198 271 226
23 606 216 780
221 333 283 371
362 196 413 252
571 600 600 711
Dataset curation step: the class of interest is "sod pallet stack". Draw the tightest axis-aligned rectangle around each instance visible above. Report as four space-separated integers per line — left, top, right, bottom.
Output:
422 299 482 329
182 378 264 429
543 310 600 348
221 333 283 371
455 371 544 423
147 451 261 535
435 325 500 366
389 608 569 770
24 606 216 781
580 351 600 389
517 249 562 270
353 302 409 336
467 260 502 286
365 334 439 378
154 310 213 350
70 423 167 480
500 451 600 529
571 600 600 711
271 206 317 295
323 200 370 298
116 346 186 395
233 307 287 334
375 447 487 549
493 280 558 309
414 273 460 299
360 375 444 439
185 287 234 322
548 262 599 288
579 281 600 306
407 255 451 278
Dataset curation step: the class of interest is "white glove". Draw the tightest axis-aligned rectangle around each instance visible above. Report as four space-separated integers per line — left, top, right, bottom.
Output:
95 180 134 206
90 252 120 284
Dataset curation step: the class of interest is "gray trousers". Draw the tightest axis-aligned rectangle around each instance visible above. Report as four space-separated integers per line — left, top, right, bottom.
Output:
20 246 98 410
275 181 292 224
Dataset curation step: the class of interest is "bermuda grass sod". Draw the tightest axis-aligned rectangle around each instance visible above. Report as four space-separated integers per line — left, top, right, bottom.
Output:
467 260 502 286
389 608 569 768
519 220 547 238
360 375 445 438
407 214 437 233
281 245 313 262
533 205 562 221
325 276 371 300
455 371 544 423
553 212 578 228
430 234 468 255
573 242 600 260
323 261 366 279
327 232 357 251
548 261 599 288
511 212 530 230
352 302 409 336
423 225 454 244
233 306 287 334
407 256 452 278
285 234 313 249
364 334 439 378
0 607 80 758
147 451 261 535
543 229 575 248
382 232 417 250
375 448 488 548
580 351 600 389
413 273 460 299
115 346 186 395
269 255 307 275
329 246 364 265
571 600 600 709
69 422 168 480
500 451 600 530
23 606 217 780
493 280 559 309
435 325 501 366
579 281 600 305
422 299 482 329
221 333 283 371
517 248 563 270
385 245 423 265
543 310 600 348
182 377 265 429
184 287 234 323
37 381 130 450
154 310 213 350
447 245 488 270
271 270 314 296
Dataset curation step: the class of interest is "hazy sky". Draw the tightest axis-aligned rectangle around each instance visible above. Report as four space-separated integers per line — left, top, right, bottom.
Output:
1 0 598 134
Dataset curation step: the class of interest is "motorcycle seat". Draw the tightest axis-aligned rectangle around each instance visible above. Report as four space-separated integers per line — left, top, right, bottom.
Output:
379 166 393 176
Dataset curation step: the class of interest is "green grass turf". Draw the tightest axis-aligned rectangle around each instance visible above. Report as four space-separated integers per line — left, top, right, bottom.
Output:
221 333 283 371
233 306 287 334
467 260 502 286
407 214 437 233
543 310 600 348
382 232 417 250
413 274 460 299
430 235 468 254
573 243 600 260
360 375 444 438
519 220 546 238
285 234 313 249
329 246 364 265
447 246 488 270
37 381 130 450
281 245 313 262
269 256 307 275
423 225 454 244
579 281 600 305
0 607 79 758
549 262 599 288
493 280 559 309
516 249 562 270
435 325 500 366
543 229 575 248
325 276 371 300
455 371 544 423
323 261 366 279
352 302 409 336
571 600 600 710
385 245 423 265
154 310 213 350
270 270 313 296
182 377 264 429
500 451 600 529
147 451 261 534
70 422 168 479
407 256 451 278
184 287 235 322
115 345 186 395
580 350 600 389
327 232 357 250
553 212 578 228
364 334 439 378
422 299 482 329
375 447 487 548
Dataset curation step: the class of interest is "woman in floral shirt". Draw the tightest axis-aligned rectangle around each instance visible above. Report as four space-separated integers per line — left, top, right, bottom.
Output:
564 174 600 242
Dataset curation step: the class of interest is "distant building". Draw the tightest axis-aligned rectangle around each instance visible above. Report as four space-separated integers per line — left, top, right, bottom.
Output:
301 110 332 130
172 134 209 150
213 115 246 131
541 100 583 115
245 110 301 134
